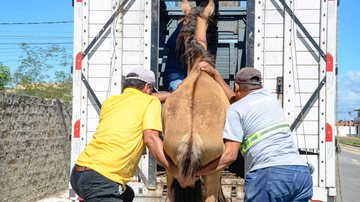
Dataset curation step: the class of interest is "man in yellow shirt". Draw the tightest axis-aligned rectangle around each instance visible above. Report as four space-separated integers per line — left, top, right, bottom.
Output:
70 68 179 202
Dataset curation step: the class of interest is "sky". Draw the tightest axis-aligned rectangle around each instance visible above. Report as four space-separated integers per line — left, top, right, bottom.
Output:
0 1 73 77
337 0 360 120
0 0 359 120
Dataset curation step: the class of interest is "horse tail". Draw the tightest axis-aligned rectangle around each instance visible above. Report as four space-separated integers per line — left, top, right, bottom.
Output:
177 132 203 177
170 133 204 202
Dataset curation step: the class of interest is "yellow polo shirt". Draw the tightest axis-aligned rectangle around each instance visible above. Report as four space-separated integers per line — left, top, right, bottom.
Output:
76 88 162 185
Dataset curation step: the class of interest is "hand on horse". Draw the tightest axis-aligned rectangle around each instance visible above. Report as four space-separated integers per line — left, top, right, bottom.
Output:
197 61 219 79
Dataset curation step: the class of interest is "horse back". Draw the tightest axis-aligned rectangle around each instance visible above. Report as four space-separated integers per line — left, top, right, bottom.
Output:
163 70 229 166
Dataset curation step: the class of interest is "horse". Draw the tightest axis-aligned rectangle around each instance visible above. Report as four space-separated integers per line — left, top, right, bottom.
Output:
163 1 229 201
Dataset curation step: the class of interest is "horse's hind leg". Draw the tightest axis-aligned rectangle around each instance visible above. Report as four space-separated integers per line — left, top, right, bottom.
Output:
203 171 226 202
166 172 175 202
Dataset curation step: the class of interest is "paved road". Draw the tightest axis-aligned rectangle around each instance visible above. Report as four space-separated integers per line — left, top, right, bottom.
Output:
338 144 360 202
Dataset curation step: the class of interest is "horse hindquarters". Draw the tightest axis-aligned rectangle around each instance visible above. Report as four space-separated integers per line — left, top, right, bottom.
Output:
163 73 229 202
203 172 226 202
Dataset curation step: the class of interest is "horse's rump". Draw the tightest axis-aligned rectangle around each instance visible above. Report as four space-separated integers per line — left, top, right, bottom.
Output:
163 1 228 201
163 70 228 174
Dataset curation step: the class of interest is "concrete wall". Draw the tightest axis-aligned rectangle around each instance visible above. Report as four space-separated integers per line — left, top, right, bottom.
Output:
0 92 71 202
337 126 357 137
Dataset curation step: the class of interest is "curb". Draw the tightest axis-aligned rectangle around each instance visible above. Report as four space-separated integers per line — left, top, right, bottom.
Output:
339 143 360 153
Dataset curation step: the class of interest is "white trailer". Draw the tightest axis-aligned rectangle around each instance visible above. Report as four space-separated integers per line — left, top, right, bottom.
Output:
71 0 338 201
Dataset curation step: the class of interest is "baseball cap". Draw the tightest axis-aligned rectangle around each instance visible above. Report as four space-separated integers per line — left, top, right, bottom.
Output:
125 68 158 92
235 67 262 85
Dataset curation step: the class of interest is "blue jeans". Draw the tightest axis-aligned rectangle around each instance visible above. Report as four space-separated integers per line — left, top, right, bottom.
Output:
70 166 134 202
244 165 313 202
168 79 183 91
164 72 185 91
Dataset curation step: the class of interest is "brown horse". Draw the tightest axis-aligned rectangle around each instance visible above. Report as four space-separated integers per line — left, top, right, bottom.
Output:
163 1 229 201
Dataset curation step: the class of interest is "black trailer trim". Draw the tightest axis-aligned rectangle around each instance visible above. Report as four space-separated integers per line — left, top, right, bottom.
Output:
291 76 326 132
298 149 319 155
245 0 255 67
276 0 328 132
163 7 246 16
82 0 134 59
81 73 102 110
277 0 326 61
80 0 136 111
279 0 326 62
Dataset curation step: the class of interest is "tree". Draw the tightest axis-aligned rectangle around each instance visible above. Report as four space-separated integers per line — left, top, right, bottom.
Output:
0 63 11 90
12 43 72 101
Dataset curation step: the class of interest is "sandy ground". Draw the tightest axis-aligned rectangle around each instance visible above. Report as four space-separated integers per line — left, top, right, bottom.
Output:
37 190 70 202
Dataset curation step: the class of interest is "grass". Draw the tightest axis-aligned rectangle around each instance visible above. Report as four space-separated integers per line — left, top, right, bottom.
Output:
337 136 360 147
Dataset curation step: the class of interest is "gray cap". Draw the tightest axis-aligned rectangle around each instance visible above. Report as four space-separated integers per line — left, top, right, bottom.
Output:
235 67 262 85
125 68 158 92
125 68 156 84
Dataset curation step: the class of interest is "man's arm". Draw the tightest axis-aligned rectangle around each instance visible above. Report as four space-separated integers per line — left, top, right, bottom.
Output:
143 129 179 178
143 129 174 170
212 71 236 104
144 129 197 188
152 92 171 104
197 61 236 103
197 139 240 176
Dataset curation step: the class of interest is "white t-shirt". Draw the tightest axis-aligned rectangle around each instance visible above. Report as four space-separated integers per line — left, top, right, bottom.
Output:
223 88 307 173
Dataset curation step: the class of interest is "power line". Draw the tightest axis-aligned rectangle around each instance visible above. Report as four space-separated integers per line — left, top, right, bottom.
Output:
0 46 71 50
0 21 73 25
0 52 24 55
0 56 21 59
0 59 20 62
0 42 73 45
0 30 72 34
0 35 73 39
0 47 23 50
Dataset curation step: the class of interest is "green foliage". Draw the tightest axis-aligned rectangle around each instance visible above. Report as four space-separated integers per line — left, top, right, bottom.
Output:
338 136 360 147
12 43 72 101
0 63 11 90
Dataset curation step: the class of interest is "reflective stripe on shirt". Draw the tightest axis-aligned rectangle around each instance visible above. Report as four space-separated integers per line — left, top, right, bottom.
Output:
240 121 290 154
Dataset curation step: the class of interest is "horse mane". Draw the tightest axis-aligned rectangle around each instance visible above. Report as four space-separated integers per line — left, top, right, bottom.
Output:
176 7 215 71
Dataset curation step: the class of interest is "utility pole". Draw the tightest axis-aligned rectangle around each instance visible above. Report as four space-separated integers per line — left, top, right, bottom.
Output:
348 110 358 137
355 109 360 138
348 111 352 137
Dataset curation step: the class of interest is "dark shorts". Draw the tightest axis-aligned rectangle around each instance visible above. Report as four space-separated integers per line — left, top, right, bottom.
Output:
244 165 313 202
70 166 134 202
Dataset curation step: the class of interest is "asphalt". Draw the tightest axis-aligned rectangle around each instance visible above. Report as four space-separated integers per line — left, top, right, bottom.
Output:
337 144 360 202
